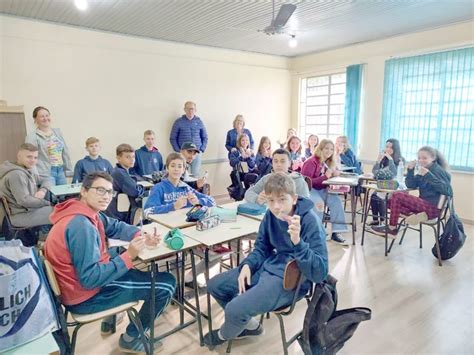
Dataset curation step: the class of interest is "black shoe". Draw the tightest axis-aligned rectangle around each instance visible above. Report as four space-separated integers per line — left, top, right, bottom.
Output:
331 233 348 246
371 225 398 237
236 324 264 339
203 330 226 347
184 281 195 289
368 220 380 226
101 315 116 336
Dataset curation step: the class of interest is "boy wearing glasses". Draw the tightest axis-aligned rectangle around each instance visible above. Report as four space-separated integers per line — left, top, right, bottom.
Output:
106 144 146 223
44 172 176 353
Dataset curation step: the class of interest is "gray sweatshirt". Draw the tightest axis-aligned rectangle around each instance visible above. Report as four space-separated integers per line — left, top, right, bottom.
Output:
0 161 51 215
245 172 310 205
25 128 72 179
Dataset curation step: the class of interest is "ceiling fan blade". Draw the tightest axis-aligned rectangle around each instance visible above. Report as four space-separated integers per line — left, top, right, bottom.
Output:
273 3 296 27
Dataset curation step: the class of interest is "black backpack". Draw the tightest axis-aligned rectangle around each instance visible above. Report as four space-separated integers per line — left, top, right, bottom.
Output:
432 199 467 260
298 275 372 355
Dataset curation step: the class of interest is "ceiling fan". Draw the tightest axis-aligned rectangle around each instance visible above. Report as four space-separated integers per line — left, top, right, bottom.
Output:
259 1 297 36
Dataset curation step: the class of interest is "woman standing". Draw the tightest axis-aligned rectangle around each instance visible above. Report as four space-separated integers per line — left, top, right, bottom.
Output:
225 115 254 152
25 106 72 185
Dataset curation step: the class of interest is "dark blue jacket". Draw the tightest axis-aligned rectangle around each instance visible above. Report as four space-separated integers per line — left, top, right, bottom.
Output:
72 156 113 183
170 115 208 152
106 164 145 222
339 149 362 174
133 145 163 176
255 153 272 178
225 128 254 152
240 196 328 285
406 162 452 206
228 149 256 170
144 178 215 215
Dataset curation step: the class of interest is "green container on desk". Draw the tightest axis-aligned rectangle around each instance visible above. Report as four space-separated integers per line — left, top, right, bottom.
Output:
164 228 184 250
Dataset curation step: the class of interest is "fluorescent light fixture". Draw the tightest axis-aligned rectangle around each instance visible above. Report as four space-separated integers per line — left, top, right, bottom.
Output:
289 36 297 48
74 0 88 11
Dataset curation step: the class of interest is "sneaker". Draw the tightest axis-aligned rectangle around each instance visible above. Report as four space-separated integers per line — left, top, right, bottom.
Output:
371 225 398 237
203 330 226 347
236 324 264 339
118 334 162 354
331 233 348 246
405 212 428 225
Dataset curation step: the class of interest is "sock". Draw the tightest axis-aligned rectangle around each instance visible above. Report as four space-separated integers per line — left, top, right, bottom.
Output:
217 329 226 340
123 333 135 342
245 317 260 330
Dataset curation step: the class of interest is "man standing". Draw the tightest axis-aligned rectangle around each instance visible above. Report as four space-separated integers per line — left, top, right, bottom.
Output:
170 101 208 175
0 143 52 242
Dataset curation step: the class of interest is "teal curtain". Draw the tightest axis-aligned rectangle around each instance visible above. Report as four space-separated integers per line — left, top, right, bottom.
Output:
380 47 474 171
344 64 363 151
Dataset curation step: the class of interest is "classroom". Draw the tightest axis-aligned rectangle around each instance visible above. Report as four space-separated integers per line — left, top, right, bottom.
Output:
0 1 472 354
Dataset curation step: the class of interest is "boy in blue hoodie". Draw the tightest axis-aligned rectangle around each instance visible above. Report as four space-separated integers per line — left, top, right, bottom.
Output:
204 172 328 347
73 137 113 183
144 152 214 215
106 144 146 223
134 130 164 176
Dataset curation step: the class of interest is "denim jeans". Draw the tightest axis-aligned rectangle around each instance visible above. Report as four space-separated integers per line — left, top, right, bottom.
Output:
67 269 176 338
310 189 348 233
189 152 202 176
50 166 67 186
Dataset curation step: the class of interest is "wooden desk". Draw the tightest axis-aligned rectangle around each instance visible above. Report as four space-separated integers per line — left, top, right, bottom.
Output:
137 180 154 189
49 183 82 198
181 215 260 346
128 223 203 354
148 207 196 229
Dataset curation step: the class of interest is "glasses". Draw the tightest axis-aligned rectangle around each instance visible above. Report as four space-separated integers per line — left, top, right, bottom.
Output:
89 187 117 197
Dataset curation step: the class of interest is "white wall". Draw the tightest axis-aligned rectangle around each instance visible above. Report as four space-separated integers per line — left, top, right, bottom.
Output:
289 21 474 220
1 16 291 195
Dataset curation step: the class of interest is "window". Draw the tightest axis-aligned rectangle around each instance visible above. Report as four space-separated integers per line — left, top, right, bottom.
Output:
381 47 474 171
299 72 346 143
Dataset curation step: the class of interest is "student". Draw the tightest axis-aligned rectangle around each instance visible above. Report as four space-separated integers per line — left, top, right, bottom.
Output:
335 136 362 174
134 130 164 176
305 134 319 159
25 106 72 185
372 146 453 236
180 142 209 193
229 134 256 169
204 173 328 346
169 101 208 175
73 137 113 183
370 138 403 226
255 136 272 178
286 136 305 172
277 128 297 148
144 153 215 215
301 139 349 245
106 144 145 223
44 172 175 353
0 143 52 244
225 115 255 152
245 148 309 205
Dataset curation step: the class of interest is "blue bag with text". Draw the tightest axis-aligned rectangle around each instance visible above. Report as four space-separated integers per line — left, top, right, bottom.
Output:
0 240 58 352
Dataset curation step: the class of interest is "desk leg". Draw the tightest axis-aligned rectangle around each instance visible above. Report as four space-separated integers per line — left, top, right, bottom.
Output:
190 250 204 346
350 186 356 245
204 248 214 349
176 253 184 325
149 260 156 355
361 188 370 246
384 193 388 256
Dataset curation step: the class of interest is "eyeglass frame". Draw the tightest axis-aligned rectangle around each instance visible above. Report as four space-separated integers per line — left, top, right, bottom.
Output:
88 186 117 197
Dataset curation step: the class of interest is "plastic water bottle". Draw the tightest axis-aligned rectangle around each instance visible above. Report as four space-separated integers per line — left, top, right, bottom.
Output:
397 161 405 189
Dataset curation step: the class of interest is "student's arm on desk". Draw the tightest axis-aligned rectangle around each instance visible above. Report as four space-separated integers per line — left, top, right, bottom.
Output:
99 212 140 241
244 177 265 204
293 215 328 284
10 173 50 208
66 216 133 289
239 219 272 274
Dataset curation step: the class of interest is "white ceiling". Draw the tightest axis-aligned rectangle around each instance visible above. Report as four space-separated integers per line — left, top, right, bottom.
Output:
0 0 472 57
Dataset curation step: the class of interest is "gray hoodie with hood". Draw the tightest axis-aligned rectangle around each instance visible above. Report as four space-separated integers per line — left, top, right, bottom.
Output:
0 161 52 220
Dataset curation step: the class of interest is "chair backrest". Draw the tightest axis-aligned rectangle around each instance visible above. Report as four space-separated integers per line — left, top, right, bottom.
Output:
117 193 131 212
304 176 312 191
43 259 61 297
1 196 14 226
283 259 302 290
437 195 447 209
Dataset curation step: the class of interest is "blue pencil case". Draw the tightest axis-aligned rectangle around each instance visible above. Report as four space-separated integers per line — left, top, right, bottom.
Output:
237 203 267 216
